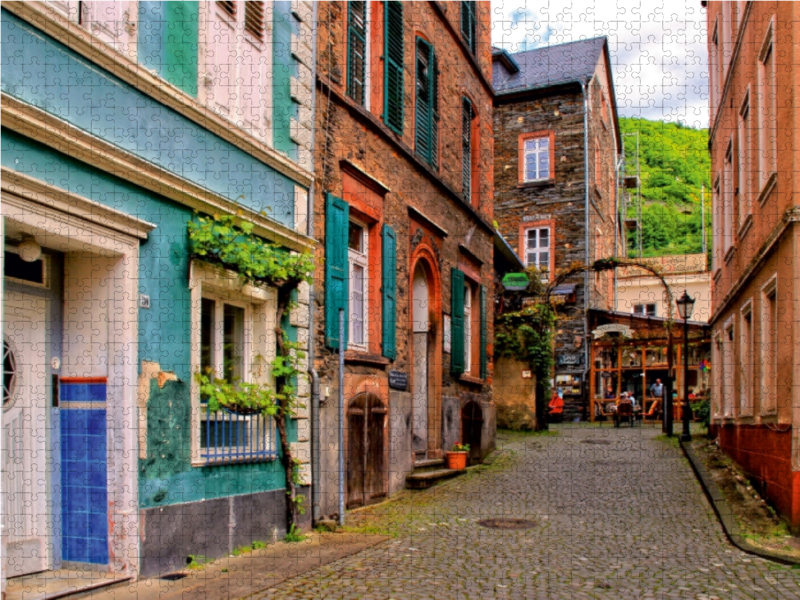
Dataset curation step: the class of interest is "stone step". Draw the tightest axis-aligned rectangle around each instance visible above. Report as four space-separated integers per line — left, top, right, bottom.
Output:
405 468 466 490
412 458 445 473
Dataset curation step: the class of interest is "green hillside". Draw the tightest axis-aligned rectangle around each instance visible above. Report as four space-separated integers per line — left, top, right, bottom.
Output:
619 117 712 258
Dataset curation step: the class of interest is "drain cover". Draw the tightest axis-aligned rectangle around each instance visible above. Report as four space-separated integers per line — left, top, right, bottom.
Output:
581 439 612 445
478 518 536 530
161 573 188 581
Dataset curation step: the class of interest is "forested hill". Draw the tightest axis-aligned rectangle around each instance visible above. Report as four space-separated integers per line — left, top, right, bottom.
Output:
619 117 711 258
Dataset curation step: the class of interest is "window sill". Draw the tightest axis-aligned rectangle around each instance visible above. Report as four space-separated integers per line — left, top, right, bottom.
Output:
757 172 778 206
737 214 753 241
459 373 484 385
344 351 390 366
723 245 735 265
517 179 554 190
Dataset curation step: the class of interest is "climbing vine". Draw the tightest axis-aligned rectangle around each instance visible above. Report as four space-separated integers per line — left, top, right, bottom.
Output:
188 213 314 530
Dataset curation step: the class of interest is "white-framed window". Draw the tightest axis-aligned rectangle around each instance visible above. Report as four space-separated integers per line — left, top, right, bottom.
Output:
723 318 735 417
710 19 720 116
348 219 369 351
523 136 551 182
712 333 722 418
524 226 550 278
760 275 778 414
190 261 277 465
739 302 753 415
758 21 777 188
464 283 472 373
712 175 721 270
633 303 657 317
723 141 733 252
738 92 751 225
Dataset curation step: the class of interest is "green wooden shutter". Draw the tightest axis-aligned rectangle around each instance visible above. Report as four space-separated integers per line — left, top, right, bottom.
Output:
415 38 438 167
347 1 367 105
461 1 476 54
451 268 465 375
325 193 349 349
381 224 397 360
480 284 487 379
462 98 473 200
384 1 404 135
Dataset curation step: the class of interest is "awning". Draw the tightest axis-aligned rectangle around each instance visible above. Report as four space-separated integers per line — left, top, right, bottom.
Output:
552 283 577 296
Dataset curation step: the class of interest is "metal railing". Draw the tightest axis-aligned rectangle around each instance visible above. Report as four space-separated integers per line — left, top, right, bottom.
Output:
201 408 277 465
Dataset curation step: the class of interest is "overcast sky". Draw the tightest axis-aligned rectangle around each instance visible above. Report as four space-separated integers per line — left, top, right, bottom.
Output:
491 0 709 129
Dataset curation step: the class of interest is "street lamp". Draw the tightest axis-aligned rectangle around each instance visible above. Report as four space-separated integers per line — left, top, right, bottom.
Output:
676 290 696 442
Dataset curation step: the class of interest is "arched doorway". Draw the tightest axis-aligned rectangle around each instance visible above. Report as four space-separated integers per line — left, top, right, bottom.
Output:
461 401 483 464
346 393 387 509
412 263 430 460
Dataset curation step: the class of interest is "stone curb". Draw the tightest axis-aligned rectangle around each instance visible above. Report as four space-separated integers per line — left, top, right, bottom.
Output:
681 439 800 566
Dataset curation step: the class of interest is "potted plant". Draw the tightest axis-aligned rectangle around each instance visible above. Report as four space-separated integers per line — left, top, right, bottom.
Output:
446 443 470 470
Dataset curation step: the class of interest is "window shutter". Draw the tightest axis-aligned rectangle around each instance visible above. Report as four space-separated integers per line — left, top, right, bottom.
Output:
415 39 438 167
383 1 404 135
244 1 266 41
480 284 487 379
325 193 349 349
451 268 465 375
462 98 473 200
347 1 367 105
461 1 476 53
381 224 397 360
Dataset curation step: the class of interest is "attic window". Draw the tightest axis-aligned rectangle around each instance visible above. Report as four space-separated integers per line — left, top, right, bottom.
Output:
245 1 266 41
217 1 235 18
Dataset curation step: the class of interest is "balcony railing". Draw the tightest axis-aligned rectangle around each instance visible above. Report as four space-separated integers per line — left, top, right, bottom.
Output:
201 408 277 465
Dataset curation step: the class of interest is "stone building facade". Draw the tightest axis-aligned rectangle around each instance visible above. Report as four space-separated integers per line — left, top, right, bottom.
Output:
705 1 800 528
311 1 498 517
492 38 622 420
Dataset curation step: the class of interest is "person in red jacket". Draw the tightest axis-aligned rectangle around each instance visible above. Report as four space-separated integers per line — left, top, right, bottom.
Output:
548 391 564 423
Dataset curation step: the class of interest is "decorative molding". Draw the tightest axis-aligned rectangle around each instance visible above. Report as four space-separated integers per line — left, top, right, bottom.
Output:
3 1 313 188
757 172 778 207
2 93 315 253
340 160 391 195
737 213 753 242
1 168 156 240
408 206 449 238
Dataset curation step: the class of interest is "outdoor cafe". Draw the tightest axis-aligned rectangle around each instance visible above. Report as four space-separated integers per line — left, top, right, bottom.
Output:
588 309 711 425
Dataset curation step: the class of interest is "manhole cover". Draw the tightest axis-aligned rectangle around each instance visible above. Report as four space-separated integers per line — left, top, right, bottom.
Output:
581 439 612 445
478 518 536 530
161 573 188 581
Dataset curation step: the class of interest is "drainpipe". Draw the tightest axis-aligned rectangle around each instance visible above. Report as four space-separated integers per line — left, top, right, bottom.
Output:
581 79 591 419
307 0 322 525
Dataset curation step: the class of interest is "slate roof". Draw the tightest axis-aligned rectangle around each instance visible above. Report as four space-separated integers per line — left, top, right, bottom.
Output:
493 37 608 95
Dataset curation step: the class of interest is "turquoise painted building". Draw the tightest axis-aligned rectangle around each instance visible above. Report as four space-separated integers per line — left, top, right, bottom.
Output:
0 1 315 583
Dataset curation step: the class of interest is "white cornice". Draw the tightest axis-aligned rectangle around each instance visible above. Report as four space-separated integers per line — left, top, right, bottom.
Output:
3 1 313 189
1 168 156 240
2 93 315 252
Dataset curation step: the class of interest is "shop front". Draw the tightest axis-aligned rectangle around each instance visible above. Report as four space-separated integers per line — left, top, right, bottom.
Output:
588 310 711 424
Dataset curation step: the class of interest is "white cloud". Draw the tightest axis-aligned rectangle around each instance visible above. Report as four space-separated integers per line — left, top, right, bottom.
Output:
491 0 709 129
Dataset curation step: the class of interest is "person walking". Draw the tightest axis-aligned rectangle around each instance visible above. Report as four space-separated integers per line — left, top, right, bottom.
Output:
650 379 664 399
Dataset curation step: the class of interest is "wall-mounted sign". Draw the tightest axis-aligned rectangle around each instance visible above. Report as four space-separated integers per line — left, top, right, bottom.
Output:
443 315 452 354
502 272 529 291
591 324 633 339
521 370 533 379
557 353 582 366
388 370 408 391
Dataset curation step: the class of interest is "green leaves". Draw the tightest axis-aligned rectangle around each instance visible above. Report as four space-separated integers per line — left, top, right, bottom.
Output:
187 213 314 288
495 304 556 395
195 372 279 418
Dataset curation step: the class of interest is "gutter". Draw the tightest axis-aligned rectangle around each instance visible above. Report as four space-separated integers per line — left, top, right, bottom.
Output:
581 79 591 419
307 0 322 525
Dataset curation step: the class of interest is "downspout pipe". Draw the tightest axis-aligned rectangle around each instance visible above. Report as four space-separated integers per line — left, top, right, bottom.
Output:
581 79 591 420
307 0 322 525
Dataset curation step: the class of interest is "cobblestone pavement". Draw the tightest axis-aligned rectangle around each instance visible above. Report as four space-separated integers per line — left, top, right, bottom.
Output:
252 426 800 600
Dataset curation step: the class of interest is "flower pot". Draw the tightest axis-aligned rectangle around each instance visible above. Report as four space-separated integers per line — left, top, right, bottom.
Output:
446 451 468 470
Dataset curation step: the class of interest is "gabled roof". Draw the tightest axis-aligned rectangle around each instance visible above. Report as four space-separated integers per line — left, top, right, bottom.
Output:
492 37 607 95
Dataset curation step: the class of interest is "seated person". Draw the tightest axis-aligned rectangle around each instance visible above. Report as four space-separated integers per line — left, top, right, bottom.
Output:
604 385 616 399
621 391 637 408
548 391 564 422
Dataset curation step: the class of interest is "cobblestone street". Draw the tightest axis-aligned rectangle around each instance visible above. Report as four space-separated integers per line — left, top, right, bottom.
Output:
255 426 800 600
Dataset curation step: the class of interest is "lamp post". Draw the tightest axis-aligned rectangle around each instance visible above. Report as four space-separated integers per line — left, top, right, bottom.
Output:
676 290 696 442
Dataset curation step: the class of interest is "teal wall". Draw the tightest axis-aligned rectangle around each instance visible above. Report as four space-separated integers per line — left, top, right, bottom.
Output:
273 0 299 159
139 1 199 97
1 5 305 508
1 9 299 228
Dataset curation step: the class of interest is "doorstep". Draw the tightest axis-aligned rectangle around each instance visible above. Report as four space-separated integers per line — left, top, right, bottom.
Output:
5 568 131 600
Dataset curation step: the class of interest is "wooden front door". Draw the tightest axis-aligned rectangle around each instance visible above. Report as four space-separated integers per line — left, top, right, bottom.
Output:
4 293 49 576
346 394 387 509
461 401 483 464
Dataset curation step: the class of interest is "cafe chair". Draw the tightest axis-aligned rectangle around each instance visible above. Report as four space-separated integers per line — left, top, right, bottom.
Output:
642 399 661 424
616 401 634 428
